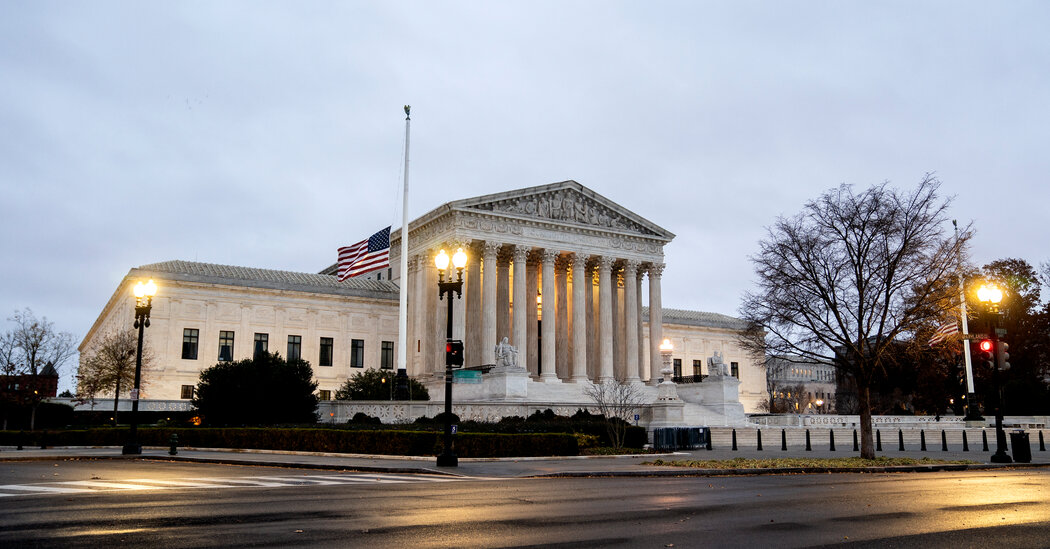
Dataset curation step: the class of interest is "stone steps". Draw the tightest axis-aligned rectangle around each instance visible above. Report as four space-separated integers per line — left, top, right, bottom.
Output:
706 426 1049 451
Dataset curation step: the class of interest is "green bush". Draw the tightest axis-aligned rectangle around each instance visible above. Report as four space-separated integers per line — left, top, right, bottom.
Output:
335 370 429 401
193 352 318 426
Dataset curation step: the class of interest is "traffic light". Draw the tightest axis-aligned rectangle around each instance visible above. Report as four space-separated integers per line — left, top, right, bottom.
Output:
978 339 995 369
446 339 464 367
997 342 1010 371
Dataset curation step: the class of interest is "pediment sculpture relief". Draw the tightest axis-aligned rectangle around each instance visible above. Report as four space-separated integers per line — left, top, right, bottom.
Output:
471 190 653 234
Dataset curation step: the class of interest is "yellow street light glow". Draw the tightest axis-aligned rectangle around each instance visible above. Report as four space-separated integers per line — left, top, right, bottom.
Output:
133 281 145 298
143 279 157 297
977 284 1003 304
435 249 450 271
659 338 673 353
452 247 467 269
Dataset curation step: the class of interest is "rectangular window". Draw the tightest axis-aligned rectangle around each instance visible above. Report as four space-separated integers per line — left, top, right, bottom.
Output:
182 329 199 360
287 335 302 361
180 385 195 399
381 340 394 369
254 333 269 357
350 339 364 368
318 390 332 401
218 331 235 362
731 361 740 378
319 337 333 367
693 359 703 376
673 358 682 378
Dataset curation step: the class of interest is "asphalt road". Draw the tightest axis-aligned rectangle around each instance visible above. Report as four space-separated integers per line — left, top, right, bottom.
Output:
1 459 1048 548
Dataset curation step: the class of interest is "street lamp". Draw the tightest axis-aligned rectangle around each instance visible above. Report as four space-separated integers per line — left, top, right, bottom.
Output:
123 279 157 455
977 283 1011 464
435 247 467 467
815 398 825 414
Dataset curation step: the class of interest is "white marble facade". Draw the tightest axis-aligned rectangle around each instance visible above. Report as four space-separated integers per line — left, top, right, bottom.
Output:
79 181 764 420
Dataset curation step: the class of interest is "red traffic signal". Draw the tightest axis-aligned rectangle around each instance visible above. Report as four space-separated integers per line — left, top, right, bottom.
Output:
978 339 993 353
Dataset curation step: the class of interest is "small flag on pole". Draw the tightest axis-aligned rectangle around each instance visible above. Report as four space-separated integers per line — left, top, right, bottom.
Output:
338 226 391 280
928 319 959 347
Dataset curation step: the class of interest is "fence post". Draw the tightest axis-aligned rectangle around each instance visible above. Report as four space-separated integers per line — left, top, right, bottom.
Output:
805 429 812 451
941 430 948 452
853 429 859 452
781 429 787 451
829 430 836 452
1040 430 1045 452
877 429 883 451
756 429 763 451
898 429 905 451
982 430 989 452
962 430 969 452
920 430 927 452
732 429 738 451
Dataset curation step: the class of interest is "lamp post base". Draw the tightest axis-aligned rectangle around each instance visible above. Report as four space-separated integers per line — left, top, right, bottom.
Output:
436 453 458 467
394 369 410 401
122 443 142 455
990 451 1012 463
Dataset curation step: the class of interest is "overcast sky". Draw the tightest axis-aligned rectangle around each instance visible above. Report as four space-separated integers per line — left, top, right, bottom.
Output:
2 1 1048 385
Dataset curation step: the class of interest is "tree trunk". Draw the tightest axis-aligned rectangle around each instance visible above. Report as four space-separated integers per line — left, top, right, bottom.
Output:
857 382 875 459
112 377 121 427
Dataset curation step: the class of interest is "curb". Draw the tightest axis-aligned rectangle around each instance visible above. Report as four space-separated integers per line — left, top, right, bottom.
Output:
532 462 1050 478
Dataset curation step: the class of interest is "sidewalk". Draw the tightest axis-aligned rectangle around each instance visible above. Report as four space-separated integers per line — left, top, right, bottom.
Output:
2 444 1047 478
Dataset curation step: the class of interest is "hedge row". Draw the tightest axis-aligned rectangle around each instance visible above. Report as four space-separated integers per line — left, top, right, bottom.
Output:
0 428 579 458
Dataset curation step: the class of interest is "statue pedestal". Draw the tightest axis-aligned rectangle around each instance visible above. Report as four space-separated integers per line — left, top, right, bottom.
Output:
693 374 745 425
649 399 686 433
480 366 530 399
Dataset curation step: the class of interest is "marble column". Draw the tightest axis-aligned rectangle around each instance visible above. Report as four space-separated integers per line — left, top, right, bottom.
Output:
540 248 559 381
635 268 646 381
623 260 640 382
526 255 539 377
511 246 529 372
613 266 625 380
426 250 441 375
586 262 597 380
648 263 665 385
496 250 510 344
597 256 615 382
555 255 570 380
570 254 588 382
465 244 482 368
481 242 500 366
410 254 426 377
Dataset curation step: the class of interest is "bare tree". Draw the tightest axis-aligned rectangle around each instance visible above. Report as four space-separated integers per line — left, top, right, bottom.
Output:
76 329 151 426
740 176 968 458
583 379 645 449
2 309 76 429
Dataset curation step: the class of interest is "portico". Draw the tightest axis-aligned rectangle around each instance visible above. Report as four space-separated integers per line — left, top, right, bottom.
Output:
394 181 674 387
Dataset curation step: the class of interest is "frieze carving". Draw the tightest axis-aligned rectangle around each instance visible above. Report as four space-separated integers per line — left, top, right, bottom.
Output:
470 189 656 235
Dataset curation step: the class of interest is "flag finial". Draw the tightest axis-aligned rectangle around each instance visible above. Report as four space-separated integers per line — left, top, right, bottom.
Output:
404 105 411 119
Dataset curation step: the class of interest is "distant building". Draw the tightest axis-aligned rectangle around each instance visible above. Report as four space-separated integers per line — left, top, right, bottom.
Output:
765 356 836 413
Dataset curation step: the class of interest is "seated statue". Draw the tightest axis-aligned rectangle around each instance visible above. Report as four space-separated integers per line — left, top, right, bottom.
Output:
707 351 729 377
494 336 519 369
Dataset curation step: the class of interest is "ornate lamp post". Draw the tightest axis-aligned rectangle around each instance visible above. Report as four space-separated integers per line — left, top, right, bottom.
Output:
977 283 1011 464
435 248 467 467
123 279 157 455
657 338 679 401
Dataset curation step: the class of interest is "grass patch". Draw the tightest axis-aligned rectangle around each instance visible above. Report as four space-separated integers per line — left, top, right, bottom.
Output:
644 456 979 469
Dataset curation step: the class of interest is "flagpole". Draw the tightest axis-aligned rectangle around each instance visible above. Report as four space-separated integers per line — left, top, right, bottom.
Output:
395 106 411 400
954 220 980 421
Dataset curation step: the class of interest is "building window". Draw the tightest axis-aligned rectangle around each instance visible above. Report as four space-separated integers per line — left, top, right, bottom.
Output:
182 329 199 360
287 335 302 361
254 333 269 357
318 390 332 401
319 337 333 367
218 331 234 362
180 385 195 399
381 340 394 369
350 339 364 368
673 358 682 378
693 359 703 376
731 361 739 378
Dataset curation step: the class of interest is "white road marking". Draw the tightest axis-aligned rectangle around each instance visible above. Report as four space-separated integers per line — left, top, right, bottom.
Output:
0 472 473 498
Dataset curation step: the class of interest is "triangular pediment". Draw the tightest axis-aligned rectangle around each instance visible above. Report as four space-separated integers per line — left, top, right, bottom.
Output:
448 180 674 240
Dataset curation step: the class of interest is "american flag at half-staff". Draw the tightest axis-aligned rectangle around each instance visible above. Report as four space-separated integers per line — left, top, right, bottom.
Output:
928 319 959 347
338 226 391 280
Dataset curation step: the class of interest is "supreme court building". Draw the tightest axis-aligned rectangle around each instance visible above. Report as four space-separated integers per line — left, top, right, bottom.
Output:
80 181 764 424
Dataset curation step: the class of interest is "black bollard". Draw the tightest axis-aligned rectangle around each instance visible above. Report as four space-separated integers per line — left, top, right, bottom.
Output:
706 429 713 450
829 430 836 452
732 429 738 451
877 429 883 451
920 430 927 452
805 429 812 451
169 433 179 456
17 430 24 451
39 430 47 450
853 429 859 452
781 428 787 451
941 430 948 451
756 429 763 451
963 430 969 452
1040 431 1046 452
982 430 989 451
898 429 905 451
